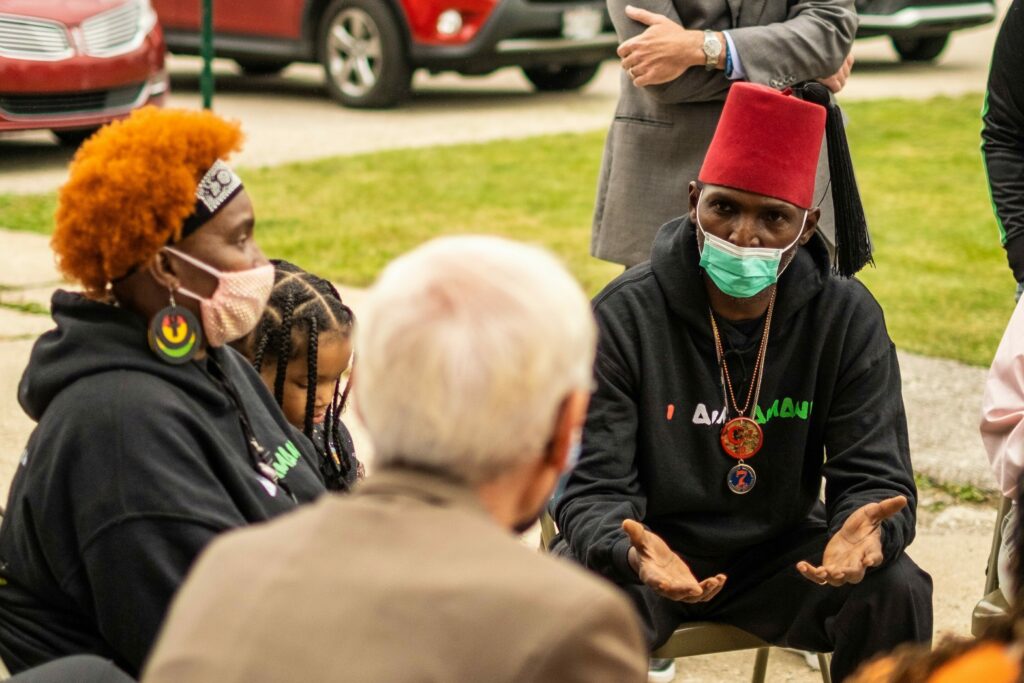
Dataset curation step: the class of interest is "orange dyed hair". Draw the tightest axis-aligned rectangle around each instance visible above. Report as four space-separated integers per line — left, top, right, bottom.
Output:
52 107 244 295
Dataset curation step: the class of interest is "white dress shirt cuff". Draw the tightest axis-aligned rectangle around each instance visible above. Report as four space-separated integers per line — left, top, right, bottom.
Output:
723 31 746 81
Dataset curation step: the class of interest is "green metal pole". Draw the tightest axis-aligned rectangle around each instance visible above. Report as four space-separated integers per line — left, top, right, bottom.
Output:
200 0 214 109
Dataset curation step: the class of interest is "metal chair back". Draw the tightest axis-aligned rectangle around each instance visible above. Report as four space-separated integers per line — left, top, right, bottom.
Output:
972 496 1013 637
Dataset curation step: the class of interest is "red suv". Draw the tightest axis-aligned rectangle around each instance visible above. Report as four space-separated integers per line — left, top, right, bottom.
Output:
0 0 167 144
152 0 616 108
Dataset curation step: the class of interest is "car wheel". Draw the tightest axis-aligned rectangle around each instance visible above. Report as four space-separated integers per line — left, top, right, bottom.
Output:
236 60 292 76
522 64 602 92
891 34 950 62
318 0 411 108
53 128 100 147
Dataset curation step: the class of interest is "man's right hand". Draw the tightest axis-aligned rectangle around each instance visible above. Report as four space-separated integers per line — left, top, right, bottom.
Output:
816 53 854 94
622 519 727 602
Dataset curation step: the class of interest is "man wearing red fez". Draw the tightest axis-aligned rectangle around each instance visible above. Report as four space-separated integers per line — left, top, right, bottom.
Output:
591 0 857 269
555 82 931 682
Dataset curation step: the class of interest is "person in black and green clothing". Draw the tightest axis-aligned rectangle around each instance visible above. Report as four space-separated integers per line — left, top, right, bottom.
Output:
555 82 932 683
983 0 1024 298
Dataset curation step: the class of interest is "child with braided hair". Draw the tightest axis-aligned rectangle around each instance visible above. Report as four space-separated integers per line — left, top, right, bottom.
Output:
241 260 363 491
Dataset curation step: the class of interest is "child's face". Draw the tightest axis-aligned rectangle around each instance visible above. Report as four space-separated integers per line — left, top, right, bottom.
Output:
261 330 353 430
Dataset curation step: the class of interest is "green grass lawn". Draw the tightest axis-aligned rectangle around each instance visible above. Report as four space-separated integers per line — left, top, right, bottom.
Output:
0 93 1011 366
850 95 1011 368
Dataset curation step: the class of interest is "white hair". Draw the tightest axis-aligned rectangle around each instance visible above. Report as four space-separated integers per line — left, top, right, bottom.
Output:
355 236 596 484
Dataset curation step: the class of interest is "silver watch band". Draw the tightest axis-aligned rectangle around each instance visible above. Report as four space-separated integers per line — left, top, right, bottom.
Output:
703 30 721 71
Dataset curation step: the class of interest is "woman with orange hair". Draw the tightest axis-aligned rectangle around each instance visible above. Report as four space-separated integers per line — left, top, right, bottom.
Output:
0 108 326 677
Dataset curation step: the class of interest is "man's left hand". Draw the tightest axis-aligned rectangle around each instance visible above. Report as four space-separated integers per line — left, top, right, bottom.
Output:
618 6 704 87
796 496 907 587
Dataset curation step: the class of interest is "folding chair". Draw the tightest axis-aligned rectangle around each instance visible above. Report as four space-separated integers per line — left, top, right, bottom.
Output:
972 496 1013 637
539 510 832 683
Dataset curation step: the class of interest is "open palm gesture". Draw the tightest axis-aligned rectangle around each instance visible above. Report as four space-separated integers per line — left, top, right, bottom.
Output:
797 496 907 587
623 519 727 602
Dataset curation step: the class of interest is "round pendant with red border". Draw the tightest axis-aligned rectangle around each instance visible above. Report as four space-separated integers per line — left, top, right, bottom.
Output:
720 416 763 460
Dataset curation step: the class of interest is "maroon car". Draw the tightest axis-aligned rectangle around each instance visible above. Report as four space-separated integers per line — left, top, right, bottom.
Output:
153 0 616 108
0 0 167 144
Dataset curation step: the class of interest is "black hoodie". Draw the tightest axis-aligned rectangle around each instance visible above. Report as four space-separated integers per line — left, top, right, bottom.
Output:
982 0 1024 282
0 291 326 676
556 218 916 585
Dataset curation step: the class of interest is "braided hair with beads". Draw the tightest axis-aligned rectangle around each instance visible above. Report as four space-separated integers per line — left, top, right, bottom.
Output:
250 260 356 490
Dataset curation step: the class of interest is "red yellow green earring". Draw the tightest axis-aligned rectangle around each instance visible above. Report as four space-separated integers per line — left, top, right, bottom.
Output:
148 291 202 365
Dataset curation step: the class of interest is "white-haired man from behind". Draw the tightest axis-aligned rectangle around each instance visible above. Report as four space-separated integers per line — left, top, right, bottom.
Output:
142 236 648 683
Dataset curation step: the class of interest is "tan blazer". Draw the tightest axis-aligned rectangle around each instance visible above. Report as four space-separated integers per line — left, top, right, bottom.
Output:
143 468 647 683
591 0 857 266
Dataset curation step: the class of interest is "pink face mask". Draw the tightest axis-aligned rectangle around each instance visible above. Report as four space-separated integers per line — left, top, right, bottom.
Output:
164 247 274 348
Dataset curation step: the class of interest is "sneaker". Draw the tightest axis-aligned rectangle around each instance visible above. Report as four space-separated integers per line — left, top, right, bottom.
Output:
648 658 676 683
780 648 821 671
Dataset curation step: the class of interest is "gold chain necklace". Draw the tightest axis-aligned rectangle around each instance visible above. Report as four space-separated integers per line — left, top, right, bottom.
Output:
707 287 777 494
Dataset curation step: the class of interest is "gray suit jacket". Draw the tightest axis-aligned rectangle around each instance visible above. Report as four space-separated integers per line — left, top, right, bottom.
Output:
143 468 648 683
591 0 857 266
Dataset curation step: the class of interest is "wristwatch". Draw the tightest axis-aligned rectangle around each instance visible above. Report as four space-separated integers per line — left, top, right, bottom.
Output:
702 30 723 71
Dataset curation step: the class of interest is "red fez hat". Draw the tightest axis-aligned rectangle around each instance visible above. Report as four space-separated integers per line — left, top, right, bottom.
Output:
699 82 826 209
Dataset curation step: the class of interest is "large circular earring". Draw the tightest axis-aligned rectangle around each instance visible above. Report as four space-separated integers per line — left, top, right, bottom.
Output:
148 290 202 365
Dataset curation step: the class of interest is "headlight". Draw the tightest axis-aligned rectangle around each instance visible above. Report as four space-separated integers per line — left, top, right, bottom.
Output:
436 10 463 37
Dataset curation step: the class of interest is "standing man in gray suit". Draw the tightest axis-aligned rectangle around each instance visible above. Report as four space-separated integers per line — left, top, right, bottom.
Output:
592 0 857 267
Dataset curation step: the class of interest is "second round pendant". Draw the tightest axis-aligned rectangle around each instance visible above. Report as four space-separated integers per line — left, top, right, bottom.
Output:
727 462 757 494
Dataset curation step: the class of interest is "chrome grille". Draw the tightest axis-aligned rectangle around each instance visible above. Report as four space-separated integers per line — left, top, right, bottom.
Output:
0 15 73 61
82 1 143 57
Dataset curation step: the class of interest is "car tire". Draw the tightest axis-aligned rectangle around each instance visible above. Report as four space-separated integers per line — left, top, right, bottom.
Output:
53 128 100 147
236 59 292 76
891 34 950 62
318 0 411 108
522 64 602 92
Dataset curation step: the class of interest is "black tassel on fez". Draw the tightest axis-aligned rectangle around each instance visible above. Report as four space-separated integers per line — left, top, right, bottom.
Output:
797 81 873 278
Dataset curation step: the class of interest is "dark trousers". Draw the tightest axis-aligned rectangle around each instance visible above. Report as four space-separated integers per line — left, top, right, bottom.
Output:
548 511 933 683
620 520 933 683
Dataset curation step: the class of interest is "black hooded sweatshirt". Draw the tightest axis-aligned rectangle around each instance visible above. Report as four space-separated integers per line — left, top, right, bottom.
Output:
556 218 916 585
0 291 326 676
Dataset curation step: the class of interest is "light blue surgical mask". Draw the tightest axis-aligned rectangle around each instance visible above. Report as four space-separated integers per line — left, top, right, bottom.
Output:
695 190 807 299
550 430 583 507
